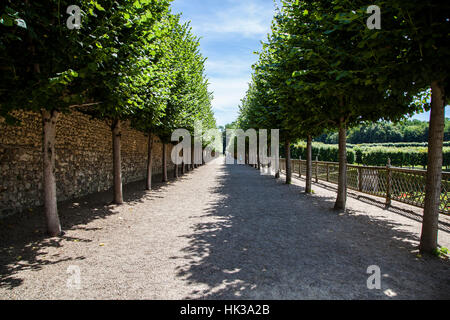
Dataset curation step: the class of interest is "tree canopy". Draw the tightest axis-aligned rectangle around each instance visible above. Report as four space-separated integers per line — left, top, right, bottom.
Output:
0 0 216 235
237 0 449 253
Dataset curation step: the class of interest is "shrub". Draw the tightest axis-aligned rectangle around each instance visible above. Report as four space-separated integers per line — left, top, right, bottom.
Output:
292 142 450 168
292 142 355 163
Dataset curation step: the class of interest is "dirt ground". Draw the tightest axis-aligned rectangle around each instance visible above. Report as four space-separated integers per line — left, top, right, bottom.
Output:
0 157 449 299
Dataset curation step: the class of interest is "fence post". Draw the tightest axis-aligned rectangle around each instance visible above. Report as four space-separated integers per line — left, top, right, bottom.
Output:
386 158 392 206
358 167 362 192
315 156 319 183
326 163 329 182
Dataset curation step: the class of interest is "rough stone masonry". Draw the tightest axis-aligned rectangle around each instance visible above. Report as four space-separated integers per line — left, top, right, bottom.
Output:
0 110 175 218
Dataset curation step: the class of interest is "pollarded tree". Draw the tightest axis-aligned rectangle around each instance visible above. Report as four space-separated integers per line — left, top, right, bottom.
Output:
278 0 422 210
130 13 179 190
238 37 292 178
250 34 296 180
80 0 170 203
245 72 283 176
266 9 331 186
152 15 214 181
0 0 113 235
346 0 450 254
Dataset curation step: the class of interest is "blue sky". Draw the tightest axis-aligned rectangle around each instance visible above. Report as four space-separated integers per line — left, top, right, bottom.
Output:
171 0 446 127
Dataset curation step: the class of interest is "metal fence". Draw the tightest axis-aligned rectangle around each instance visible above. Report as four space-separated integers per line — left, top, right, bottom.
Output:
279 158 450 215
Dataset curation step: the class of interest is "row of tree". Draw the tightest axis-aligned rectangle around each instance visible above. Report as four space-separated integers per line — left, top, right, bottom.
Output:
0 1 216 236
237 0 449 254
315 119 450 144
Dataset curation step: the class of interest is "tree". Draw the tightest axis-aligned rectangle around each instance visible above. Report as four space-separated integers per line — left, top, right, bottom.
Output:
349 0 450 254
79 0 170 203
277 0 421 209
0 0 107 235
0 0 214 235
154 16 214 181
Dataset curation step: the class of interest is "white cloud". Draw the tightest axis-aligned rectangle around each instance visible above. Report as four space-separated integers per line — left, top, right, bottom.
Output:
205 56 255 78
209 77 250 111
214 109 240 127
205 57 255 126
171 0 277 126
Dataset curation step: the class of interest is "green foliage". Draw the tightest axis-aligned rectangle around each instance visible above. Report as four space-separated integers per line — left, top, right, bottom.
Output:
354 0 450 103
356 146 450 168
295 141 450 168
237 0 428 152
291 142 355 164
135 13 215 143
316 119 450 144
353 142 450 148
359 146 428 167
433 247 449 258
0 1 215 137
77 0 172 122
0 0 95 116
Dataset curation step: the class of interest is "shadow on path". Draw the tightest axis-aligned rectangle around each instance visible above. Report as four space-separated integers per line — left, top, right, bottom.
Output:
173 163 450 299
300 177 450 233
0 168 195 290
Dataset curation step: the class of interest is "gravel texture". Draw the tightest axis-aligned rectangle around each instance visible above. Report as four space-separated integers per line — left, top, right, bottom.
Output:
1 157 449 300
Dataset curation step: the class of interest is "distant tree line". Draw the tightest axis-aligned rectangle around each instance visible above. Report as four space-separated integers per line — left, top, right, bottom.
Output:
315 119 450 144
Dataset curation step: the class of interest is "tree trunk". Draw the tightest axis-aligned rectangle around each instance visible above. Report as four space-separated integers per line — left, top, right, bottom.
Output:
334 117 347 210
42 109 61 236
162 143 168 182
285 139 291 184
420 81 445 254
305 135 312 194
112 119 123 204
146 133 153 191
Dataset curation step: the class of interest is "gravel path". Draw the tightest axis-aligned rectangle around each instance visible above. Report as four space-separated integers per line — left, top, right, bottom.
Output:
1 157 449 299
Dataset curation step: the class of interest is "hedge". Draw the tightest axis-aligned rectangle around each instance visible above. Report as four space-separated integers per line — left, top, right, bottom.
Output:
291 142 450 168
349 141 450 148
291 142 355 164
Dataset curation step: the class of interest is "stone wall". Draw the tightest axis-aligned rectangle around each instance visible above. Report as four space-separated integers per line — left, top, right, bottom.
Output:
0 110 175 217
